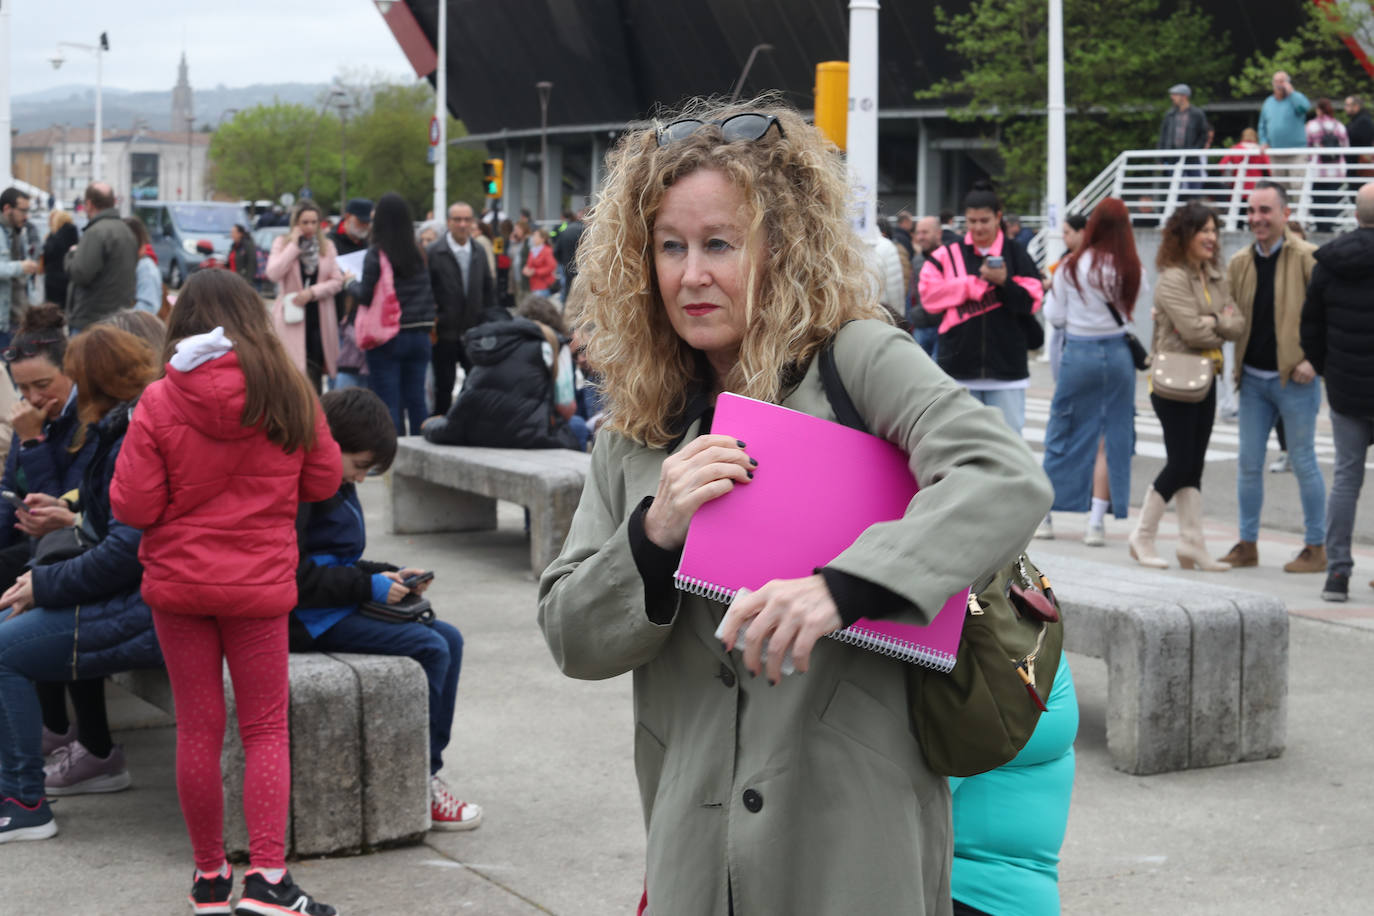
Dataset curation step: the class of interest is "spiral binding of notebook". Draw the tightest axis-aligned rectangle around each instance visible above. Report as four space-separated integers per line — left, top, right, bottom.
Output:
828 622 958 672
674 573 738 605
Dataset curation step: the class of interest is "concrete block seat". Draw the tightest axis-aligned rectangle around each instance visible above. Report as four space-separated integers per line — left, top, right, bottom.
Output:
112 652 429 858
388 438 591 574
1042 555 1288 776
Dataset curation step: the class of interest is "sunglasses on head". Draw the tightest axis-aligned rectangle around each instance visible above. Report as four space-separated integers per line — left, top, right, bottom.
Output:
2 338 62 363
655 113 784 148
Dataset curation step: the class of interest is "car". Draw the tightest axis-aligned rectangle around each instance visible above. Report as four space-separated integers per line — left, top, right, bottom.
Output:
252 225 290 293
133 201 251 288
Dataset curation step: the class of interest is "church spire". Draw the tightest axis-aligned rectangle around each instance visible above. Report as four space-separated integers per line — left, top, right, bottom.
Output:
171 51 194 132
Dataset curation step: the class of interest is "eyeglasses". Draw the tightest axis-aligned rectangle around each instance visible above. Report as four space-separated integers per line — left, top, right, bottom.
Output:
2 338 62 362
655 113 784 148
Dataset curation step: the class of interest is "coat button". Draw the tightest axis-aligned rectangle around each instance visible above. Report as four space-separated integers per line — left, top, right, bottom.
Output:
742 789 763 813
718 664 736 688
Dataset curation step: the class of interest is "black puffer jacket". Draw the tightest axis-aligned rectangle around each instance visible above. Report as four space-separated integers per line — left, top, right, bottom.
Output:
422 318 578 449
1301 227 1374 417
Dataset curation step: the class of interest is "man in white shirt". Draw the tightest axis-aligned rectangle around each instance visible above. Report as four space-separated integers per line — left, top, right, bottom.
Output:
427 201 497 415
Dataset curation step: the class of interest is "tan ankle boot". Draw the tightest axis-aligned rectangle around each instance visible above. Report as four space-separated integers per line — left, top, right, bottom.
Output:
1128 487 1169 569
1284 544 1327 573
1174 487 1230 571
1218 540 1259 567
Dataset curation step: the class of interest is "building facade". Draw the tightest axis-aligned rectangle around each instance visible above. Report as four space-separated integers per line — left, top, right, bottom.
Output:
12 126 211 213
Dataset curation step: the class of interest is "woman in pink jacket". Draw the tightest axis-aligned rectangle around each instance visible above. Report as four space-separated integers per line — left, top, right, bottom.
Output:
266 199 351 392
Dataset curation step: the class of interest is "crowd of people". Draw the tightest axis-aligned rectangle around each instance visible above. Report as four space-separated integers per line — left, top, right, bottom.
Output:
2 72 1372 915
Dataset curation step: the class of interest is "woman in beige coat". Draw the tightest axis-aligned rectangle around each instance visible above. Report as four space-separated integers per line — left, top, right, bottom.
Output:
537 99 1052 916
266 199 348 392
1129 202 1246 570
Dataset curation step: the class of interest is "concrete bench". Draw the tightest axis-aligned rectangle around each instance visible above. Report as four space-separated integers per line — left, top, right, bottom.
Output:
389 438 591 574
1044 555 1288 776
112 652 429 858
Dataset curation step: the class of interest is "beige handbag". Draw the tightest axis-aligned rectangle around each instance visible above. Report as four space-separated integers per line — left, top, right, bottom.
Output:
1151 350 1215 403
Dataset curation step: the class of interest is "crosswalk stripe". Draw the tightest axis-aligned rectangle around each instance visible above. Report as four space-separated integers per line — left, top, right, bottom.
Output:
1022 396 1373 468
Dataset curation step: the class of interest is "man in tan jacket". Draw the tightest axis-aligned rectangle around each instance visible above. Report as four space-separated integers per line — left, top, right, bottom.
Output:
1220 180 1326 572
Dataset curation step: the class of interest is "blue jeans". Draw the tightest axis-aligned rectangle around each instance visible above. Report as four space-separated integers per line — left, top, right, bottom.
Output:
366 329 433 436
0 607 78 802
1325 410 1373 577
330 370 366 391
311 614 463 775
567 415 590 452
966 387 1026 434
1041 335 1135 517
1237 372 1326 544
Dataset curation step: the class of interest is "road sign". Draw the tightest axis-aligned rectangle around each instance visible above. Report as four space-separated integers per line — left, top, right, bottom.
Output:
429 116 440 146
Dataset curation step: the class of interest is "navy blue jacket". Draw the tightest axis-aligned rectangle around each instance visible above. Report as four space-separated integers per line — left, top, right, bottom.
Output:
0 390 97 549
30 402 160 678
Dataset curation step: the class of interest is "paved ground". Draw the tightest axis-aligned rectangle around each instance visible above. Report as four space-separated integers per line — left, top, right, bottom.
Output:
6 410 1374 913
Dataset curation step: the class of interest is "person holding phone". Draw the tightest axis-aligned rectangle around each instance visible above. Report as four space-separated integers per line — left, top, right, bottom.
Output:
918 181 1046 432
289 388 481 831
266 199 355 393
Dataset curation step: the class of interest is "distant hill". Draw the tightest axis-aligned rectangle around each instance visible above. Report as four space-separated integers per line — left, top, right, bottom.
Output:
12 82 334 133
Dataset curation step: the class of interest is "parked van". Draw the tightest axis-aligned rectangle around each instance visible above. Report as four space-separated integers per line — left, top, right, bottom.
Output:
132 201 251 288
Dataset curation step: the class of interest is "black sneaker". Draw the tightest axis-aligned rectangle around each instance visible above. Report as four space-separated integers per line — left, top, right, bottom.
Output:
234 870 338 916
0 796 57 843
190 866 234 914
1322 571 1350 602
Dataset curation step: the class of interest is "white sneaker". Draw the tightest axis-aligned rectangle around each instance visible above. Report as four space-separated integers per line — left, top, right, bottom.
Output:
1269 453 1291 473
1034 517 1054 540
1084 521 1106 547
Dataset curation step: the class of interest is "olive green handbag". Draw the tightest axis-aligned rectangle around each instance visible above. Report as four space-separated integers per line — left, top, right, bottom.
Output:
818 341 1064 778
907 554 1063 777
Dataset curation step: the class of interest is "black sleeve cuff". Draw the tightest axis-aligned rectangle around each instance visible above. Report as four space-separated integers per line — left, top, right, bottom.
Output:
820 567 915 629
628 495 682 624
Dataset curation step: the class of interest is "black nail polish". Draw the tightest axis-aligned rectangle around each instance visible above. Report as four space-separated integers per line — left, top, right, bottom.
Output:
746 470 754 479
736 439 747 447
769 678 778 687
749 457 758 466
748 670 756 678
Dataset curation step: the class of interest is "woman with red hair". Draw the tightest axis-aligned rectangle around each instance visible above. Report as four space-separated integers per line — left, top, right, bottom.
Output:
1036 198 1143 545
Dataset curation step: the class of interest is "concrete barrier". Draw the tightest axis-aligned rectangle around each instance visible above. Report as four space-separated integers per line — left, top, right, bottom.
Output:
388 438 590 574
112 652 429 857
1043 554 1288 775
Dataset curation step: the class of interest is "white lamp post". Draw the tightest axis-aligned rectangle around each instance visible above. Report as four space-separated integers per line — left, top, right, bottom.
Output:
1046 0 1067 263
51 33 109 183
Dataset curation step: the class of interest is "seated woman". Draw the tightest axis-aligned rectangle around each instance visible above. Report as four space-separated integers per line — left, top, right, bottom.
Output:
537 98 1051 913
0 325 163 842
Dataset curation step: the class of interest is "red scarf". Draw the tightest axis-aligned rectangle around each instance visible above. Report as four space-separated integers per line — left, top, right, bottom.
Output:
140 243 158 265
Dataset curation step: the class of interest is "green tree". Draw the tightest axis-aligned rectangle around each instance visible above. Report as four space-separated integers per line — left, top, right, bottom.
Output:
208 103 343 206
1230 1 1373 102
344 81 487 219
923 0 1232 212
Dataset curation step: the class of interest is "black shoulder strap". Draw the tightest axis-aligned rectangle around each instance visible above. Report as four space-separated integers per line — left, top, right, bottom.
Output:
818 336 870 435
1103 301 1127 327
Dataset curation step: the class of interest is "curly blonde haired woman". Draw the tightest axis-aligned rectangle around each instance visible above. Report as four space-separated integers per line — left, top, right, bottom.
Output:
537 97 1052 915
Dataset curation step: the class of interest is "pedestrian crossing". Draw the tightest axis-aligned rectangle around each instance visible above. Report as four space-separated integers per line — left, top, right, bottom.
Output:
1021 395 1368 468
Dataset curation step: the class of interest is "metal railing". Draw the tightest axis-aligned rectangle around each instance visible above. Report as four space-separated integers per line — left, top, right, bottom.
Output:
1028 145 1374 265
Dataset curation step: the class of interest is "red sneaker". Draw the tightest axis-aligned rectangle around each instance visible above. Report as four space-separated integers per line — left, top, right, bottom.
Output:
429 775 482 831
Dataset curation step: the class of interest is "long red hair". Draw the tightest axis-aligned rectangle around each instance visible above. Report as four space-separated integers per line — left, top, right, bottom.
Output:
1062 197 1142 318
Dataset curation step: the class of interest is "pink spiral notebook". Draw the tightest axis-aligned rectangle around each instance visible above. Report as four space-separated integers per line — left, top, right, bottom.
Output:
674 393 968 672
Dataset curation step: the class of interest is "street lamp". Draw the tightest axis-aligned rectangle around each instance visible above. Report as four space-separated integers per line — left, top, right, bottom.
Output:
536 81 553 221
302 87 346 200
729 43 774 104
51 32 109 182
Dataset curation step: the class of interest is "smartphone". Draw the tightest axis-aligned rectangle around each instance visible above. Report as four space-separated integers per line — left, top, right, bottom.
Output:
0 490 27 512
402 570 435 589
985 255 1005 270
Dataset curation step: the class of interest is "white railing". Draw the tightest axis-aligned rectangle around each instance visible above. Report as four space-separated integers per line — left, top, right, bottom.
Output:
1028 145 1374 265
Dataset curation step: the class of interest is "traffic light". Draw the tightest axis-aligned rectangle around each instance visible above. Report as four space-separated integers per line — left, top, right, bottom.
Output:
483 159 504 198
813 61 849 151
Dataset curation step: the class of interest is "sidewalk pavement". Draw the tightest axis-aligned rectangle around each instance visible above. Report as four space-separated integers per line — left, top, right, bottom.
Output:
6 474 1374 914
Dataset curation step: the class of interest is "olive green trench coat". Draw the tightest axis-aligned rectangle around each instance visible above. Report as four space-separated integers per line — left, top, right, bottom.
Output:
538 319 1053 915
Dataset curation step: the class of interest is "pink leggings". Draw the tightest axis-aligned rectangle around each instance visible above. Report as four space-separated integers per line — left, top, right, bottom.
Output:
152 610 290 871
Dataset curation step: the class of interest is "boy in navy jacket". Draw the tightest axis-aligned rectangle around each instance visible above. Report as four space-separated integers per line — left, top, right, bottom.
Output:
291 388 482 831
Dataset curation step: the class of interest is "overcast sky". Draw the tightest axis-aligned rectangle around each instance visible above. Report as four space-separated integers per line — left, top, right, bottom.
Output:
9 0 415 95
